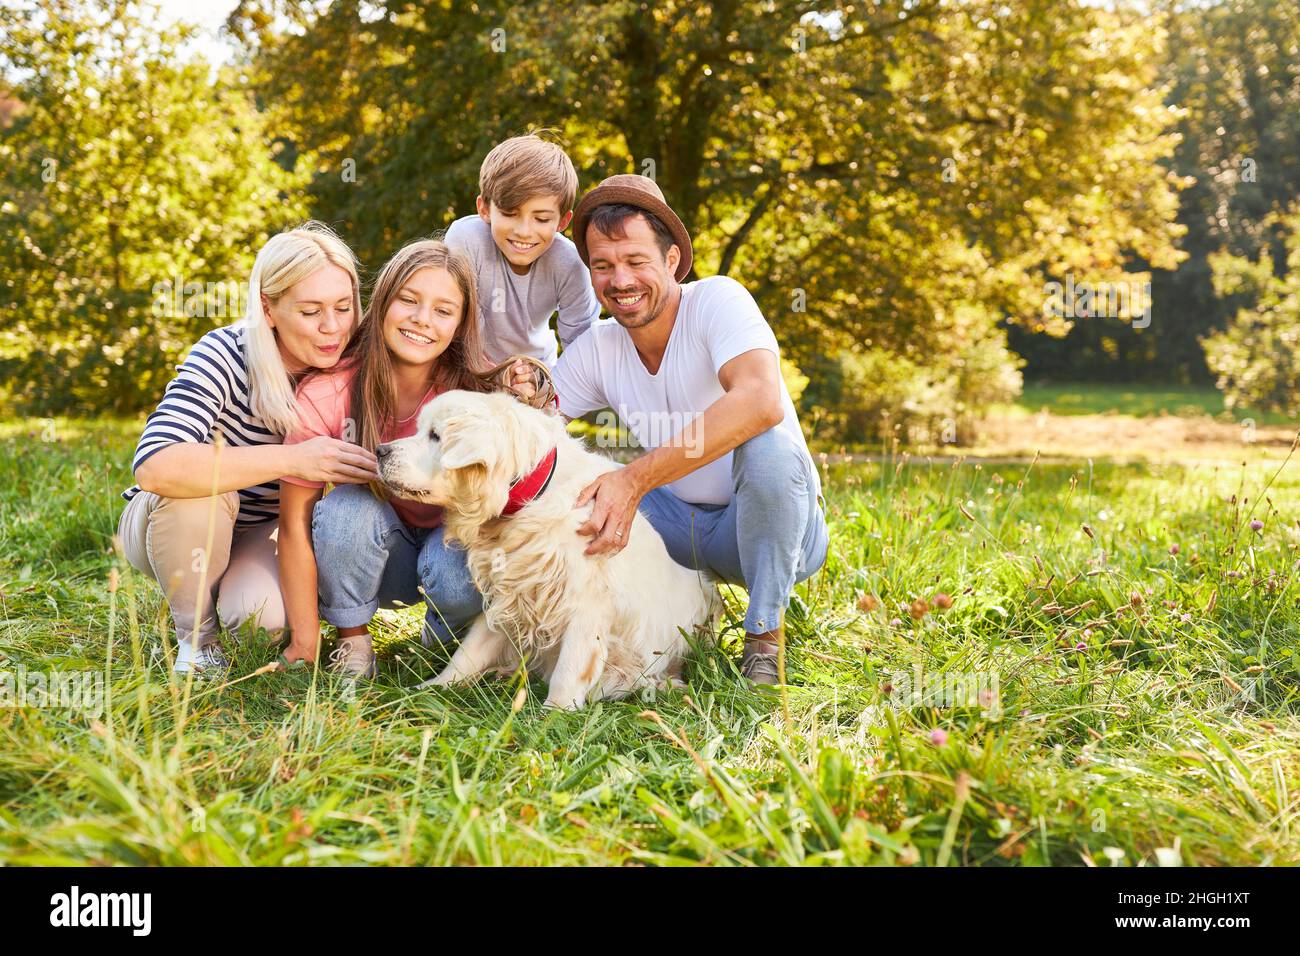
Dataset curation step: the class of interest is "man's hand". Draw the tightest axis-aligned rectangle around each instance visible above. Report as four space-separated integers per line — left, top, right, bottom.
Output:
575 468 645 556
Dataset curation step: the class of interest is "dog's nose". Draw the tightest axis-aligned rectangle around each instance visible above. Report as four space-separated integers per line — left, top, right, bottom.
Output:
376 443 392 460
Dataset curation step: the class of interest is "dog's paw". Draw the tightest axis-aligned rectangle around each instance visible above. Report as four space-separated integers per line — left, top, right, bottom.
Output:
541 695 583 711
416 671 458 690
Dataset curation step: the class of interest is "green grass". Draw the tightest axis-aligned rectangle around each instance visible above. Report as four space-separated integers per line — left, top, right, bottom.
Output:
1017 383 1294 425
1 417 1298 865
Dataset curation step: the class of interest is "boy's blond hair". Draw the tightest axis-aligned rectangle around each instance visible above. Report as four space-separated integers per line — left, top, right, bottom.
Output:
479 133 579 213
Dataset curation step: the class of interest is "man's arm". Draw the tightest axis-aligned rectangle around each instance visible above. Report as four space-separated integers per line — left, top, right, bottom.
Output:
575 348 785 556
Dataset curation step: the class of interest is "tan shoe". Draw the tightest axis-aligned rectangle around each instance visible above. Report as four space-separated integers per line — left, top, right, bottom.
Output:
328 636 376 678
740 639 782 685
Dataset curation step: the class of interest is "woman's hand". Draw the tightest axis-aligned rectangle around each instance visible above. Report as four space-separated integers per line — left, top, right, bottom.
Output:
506 359 537 401
289 436 380 485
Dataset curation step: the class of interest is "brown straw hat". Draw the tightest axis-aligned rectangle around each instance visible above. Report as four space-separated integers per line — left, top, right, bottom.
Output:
571 174 693 281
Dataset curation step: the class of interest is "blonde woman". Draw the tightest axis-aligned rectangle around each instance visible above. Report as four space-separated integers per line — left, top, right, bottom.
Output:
118 222 380 676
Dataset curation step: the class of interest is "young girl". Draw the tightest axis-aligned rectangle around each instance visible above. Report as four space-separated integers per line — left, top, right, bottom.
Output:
118 222 376 676
277 239 535 675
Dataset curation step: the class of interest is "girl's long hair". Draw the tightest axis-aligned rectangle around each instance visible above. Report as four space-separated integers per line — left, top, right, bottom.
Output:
243 221 362 435
342 239 491 499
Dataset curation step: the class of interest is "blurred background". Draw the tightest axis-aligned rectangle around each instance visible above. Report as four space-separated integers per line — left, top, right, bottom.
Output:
1 0 1296 458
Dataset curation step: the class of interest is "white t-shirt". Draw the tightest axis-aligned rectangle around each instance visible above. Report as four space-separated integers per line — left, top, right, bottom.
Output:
554 275 818 506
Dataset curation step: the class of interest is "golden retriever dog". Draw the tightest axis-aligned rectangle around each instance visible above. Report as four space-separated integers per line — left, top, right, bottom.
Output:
377 390 718 709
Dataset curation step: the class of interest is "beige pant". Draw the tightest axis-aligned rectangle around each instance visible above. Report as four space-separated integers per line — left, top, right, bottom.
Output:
117 491 286 647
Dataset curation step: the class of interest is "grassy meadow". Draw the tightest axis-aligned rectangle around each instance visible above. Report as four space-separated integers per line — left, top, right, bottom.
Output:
1015 383 1295 426
0 411 1298 866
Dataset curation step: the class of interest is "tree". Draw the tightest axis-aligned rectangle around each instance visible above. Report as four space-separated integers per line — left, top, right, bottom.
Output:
0 0 309 414
1203 204 1300 416
231 0 1184 439
1015 0 1300 386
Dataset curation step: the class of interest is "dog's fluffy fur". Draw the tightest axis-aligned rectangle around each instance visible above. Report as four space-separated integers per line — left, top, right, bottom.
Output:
378 390 717 709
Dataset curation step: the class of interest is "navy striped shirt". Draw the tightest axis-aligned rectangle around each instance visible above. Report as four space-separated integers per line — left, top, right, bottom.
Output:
122 323 283 528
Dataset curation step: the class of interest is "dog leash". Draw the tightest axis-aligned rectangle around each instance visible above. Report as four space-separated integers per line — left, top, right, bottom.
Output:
491 354 562 516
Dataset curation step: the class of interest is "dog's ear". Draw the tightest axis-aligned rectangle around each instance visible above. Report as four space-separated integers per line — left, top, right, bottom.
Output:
435 408 510 525
446 460 510 527
440 445 486 470
439 422 494 471
445 461 489 500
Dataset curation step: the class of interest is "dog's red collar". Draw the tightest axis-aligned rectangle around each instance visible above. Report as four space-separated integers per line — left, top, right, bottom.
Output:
501 446 558 517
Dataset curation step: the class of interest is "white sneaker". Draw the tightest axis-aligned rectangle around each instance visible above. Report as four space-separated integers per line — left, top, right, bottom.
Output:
174 640 230 678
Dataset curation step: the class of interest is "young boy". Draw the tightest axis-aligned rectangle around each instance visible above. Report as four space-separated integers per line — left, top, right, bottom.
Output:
445 134 601 369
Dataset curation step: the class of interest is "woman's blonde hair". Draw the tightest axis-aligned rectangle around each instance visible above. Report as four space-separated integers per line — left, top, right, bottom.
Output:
243 221 362 435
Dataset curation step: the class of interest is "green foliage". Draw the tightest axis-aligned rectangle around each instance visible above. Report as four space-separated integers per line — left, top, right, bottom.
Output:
779 357 808 408
1016 0 1300 385
232 0 1183 411
1203 205 1300 416
0 0 1234 425
0 0 309 415
800 315 1023 446
3 419 1298 865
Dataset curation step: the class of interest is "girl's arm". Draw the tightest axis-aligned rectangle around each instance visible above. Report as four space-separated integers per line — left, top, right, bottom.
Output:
135 436 379 498
278 481 326 663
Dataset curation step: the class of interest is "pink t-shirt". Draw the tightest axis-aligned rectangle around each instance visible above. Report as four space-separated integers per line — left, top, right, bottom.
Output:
282 365 445 529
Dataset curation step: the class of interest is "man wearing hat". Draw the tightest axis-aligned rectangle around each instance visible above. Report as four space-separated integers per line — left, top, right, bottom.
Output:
554 174 829 684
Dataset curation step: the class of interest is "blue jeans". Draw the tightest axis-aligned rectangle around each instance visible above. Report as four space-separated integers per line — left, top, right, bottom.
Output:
638 425 829 635
311 484 483 643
